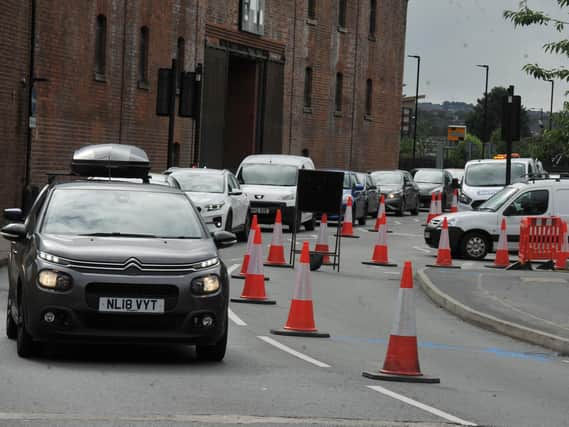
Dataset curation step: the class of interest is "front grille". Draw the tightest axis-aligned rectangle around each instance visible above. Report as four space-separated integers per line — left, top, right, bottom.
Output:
57 256 218 274
85 283 179 311
80 313 185 331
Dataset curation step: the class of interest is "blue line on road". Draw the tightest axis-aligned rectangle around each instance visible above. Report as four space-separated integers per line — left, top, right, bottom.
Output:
332 335 555 362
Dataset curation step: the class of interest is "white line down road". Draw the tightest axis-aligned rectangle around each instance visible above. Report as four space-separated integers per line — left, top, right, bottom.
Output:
257 336 331 368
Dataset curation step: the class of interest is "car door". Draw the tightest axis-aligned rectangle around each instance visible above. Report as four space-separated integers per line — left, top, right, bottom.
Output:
228 173 248 227
502 188 550 248
366 174 379 214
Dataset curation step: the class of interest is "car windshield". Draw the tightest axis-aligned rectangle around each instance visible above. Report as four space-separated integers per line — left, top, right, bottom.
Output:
371 172 402 185
414 170 442 184
239 164 298 186
171 172 224 193
465 163 526 187
477 186 520 212
343 174 352 189
42 189 203 238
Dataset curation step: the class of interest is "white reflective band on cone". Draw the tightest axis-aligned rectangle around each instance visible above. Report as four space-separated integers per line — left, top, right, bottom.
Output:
376 222 387 246
246 229 255 254
497 228 507 250
317 221 328 245
344 200 353 223
271 222 284 246
391 288 416 337
439 224 450 249
292 262 313 301
248 243 264 275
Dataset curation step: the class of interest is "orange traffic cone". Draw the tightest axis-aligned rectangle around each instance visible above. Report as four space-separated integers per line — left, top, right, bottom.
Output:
314 213 332 265
270 241 329 337
370 195 386 232
265 209 291 267
362 215 397 267
436 191 443 214
231 227 275 305
231 215 258 279
339 196 359 238
450 189 458 213
363 261 440 383
427 217 460 269
556 221 569 270
486 218 510 269
426 193 437 225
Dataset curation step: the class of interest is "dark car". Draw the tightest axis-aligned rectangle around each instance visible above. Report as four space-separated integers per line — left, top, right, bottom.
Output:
355 172 380 217
369 170 419 216
412 168 454 210
1 145 235 360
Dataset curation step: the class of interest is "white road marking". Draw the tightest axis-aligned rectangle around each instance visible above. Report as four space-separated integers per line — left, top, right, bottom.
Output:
391 233 424 238
228 264 240 274
413 246 432 253
228 308 247 326
367 385 477 426
562 360 569 364
257 336 331 368
394 220 402 225
413 218 420 223
461 262 474 269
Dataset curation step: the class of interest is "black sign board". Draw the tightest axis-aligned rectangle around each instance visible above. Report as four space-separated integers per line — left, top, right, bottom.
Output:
297 170 344 215
501 94 521 142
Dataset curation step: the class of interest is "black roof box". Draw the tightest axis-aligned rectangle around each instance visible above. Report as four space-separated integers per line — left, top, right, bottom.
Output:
71 144 151 179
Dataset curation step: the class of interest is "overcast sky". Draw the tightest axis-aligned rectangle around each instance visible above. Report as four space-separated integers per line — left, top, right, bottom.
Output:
403 0 568 112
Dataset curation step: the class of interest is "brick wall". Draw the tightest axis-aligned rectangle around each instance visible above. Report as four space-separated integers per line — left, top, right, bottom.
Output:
0 0 31 211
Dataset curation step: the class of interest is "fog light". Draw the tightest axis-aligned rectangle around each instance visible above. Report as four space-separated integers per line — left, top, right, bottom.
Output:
201 316 214 327
44 312 56 323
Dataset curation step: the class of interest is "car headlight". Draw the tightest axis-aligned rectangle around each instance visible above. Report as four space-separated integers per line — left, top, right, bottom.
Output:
39 251 61 264
191 275 221 294
388 192 402 199
205 202 225 212
281 194 295 201
196 257 219 269
459 193 472 204
38 270 73 291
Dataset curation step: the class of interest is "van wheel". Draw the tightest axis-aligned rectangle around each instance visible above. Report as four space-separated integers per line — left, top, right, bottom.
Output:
236 212 250 242
460 232 489 260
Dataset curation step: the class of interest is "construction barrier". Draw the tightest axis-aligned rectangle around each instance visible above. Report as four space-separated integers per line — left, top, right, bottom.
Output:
518 216 563 265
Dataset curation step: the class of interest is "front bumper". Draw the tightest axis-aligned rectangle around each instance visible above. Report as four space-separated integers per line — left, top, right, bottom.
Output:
249 201 295 225
423 224 464 254
24 263 229 345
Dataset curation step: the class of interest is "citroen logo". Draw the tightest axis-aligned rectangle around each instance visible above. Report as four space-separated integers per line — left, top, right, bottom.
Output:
124 257 143 270
255 194 264 200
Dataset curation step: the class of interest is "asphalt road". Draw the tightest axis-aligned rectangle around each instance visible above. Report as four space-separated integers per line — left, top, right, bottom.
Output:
1 212 568 427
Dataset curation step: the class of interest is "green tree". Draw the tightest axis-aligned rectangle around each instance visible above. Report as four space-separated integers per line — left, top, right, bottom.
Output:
465 86 531 142
447 134 483 166
504 1 569 82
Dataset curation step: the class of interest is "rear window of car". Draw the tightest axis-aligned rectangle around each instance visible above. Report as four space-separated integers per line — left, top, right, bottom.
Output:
41 188 204 238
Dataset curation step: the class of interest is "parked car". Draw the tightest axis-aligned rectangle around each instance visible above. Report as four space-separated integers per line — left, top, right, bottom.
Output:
413 168 454 210
459 157 544 211
168 168 250 241
236 154 315 231
370 170 419 216
1 144 235 360
424 179 569 259
355 172 380 217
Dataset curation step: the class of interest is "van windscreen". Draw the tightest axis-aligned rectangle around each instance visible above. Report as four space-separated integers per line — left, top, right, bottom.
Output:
465 162 526 187
239 164 298 186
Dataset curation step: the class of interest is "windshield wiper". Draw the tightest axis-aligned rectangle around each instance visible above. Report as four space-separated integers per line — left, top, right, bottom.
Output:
79 232 158 238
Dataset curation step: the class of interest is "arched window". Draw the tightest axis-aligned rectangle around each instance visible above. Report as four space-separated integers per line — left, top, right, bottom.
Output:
138 26 149 85
365 79 373 115
335 72 343 112
94 15 107 78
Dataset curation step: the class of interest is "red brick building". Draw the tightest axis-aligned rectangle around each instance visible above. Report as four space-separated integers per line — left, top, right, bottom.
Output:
1 0 408 211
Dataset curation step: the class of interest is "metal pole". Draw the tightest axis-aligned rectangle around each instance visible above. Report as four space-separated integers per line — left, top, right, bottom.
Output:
505 86 514 186
193 63 203 166
167 58 177 169
548 79 554 130
409 55 420 169
477 65 489 158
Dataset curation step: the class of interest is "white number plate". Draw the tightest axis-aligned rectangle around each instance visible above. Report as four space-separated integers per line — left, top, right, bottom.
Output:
98 297 165 313
251 207 270 214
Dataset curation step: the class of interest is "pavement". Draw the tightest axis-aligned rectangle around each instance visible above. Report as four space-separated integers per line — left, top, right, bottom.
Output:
0 238 8 267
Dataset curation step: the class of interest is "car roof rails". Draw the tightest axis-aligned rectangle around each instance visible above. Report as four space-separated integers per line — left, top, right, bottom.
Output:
70 144 151 182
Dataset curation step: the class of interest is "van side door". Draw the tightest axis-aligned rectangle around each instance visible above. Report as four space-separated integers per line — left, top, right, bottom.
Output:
502 189 550 248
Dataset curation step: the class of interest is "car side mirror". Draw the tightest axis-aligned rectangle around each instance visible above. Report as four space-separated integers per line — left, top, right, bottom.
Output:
212 230 237 248
3 208 24 222
229 190 243 196
1 223 27 242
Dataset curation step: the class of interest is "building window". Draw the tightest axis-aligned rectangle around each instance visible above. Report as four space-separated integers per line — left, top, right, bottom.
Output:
365 79 373 115
240 0 265 36
308 0 316 20
335 72 343 112
369 0 377 36
177 37 185 88
138 26 149 86
94 15 107 79
338 0 347 28
304 67 313 109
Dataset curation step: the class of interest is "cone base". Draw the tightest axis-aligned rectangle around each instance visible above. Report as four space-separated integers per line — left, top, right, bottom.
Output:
361 261 398 268
231 297 276 305
231 274 270 281
270 328 330 338
485 263 510 269
335 234 360 239
426 264 461 269
506 261 532 271
263 262 294 268
362 370 440 384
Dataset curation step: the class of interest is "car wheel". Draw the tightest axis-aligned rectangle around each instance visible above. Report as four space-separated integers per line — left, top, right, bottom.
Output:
196 320 227 362
410 198 419 216
6 298 16 340
304 217 315 231
460 232 489 260
396 198 405 216
17 299 38 358
236 212 250 242
224 210 233 232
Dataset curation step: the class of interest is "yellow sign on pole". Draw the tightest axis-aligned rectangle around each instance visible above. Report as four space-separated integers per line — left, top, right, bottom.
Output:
447 125 466 142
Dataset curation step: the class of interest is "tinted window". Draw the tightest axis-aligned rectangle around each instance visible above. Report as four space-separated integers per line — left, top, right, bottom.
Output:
371 172 403 185
505 190 549 216
414 169 443 184
42 189 203 238
172 172 225 193
239 164 298 186
343 173 353 189
465 162 526 186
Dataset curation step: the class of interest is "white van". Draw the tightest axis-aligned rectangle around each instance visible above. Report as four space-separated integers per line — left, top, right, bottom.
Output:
425 179 569 259
459 158 544 211
236 154 315 231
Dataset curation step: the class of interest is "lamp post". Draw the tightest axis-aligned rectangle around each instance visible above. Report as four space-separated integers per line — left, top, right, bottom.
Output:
476 64 489 158
547 79 554 130
408 55 420 168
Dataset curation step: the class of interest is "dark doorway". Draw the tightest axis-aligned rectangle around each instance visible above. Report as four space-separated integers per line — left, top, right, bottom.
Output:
223 55 259 171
